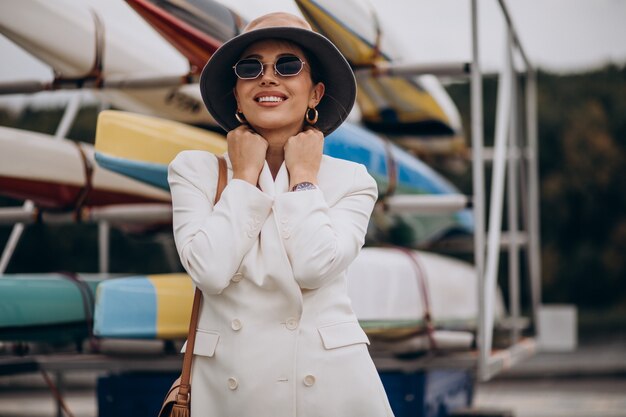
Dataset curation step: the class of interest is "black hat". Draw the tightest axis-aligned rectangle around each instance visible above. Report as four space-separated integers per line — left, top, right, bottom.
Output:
199 13 356 136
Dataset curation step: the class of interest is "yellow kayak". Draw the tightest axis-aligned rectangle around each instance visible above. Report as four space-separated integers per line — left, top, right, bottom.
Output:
94 110 226 189
296 0 465 155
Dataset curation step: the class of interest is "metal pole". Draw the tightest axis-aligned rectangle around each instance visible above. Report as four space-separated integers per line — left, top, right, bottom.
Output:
55 372 64 417
526 68 542 331
385 194 470 214
470 0 488 380
0 201 34 274
507 29 521 344
483 32 513 371
54 93 82 139
497 0 532 70
98 221 110 274
355 61 471 78
0 204 172 225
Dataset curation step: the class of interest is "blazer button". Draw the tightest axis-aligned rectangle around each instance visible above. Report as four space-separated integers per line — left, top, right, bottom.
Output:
231 273 243 283
282 231 290 239
285 317 298 330
303 375 316 387
227 377 238 390
231 319 242 331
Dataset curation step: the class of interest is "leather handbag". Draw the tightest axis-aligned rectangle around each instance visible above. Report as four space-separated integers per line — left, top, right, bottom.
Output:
158 155 228 417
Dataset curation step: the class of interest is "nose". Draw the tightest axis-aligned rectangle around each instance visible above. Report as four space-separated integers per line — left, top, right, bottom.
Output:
259 63 279 85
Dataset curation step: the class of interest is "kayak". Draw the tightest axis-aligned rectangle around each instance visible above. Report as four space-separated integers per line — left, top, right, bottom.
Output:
94 273 193 339
93 248 503 352
0 0 184 78
94 110 227 190
94 110 473 244
125 0 246 74
295 0 465 154
0 273 107 343
0 126 170 209
0 0 212 125
348 248 505 334
325 122 474 243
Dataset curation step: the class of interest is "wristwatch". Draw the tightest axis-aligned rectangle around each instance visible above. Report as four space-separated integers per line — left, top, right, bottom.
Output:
291 182 318 192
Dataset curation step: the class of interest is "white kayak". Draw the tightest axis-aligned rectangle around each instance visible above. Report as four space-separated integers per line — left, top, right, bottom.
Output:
348 247 505 351
0 126 170 209
0 0 185 77
0 0 212 125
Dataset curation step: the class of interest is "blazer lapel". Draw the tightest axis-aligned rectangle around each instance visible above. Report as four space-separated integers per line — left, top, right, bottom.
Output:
258 161 290 196
274 163 290 195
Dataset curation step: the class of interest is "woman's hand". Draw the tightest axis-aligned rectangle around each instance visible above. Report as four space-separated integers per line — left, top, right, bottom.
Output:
284 127 323 188
227 125 268 185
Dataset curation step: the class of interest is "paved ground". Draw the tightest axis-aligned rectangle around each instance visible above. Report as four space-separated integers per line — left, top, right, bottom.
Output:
475 377 626 417
1 336 625 417
471 335 626 417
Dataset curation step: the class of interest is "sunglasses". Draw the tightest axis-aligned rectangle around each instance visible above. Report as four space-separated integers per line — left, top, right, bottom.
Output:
233 55 306 80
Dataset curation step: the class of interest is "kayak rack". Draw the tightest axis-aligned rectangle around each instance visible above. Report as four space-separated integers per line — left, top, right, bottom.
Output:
0 0 540 385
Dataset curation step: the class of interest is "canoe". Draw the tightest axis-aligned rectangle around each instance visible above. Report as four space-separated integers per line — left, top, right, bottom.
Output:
0 273 108 343
94 110 472 243
93 248 503 352
125 0 245 74
0 126 170 209
295 0 465 154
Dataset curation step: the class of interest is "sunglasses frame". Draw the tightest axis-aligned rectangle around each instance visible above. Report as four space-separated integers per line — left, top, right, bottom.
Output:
232 55 306 80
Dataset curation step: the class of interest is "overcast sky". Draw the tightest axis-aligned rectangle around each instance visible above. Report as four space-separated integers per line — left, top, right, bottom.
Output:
1 0 625 84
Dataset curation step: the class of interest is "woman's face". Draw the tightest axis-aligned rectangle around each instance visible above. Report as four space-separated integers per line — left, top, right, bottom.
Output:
233 39 325 136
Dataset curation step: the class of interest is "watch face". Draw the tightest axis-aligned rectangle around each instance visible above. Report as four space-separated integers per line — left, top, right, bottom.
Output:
292 182 317 192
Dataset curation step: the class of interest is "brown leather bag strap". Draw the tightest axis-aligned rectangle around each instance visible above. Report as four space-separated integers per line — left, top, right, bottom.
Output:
176 155 227 404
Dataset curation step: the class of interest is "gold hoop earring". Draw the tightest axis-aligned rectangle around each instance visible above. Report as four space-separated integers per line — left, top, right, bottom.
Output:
305 107 318 125
235 110 247 124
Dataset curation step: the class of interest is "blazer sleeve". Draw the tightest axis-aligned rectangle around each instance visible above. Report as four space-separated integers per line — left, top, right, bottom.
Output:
272 163 377 289
168 152 273 294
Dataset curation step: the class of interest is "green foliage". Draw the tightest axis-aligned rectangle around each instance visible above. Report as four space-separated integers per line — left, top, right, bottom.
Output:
446 65 626 309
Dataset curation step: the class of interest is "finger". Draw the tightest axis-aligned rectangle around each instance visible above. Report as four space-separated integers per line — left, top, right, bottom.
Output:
303 125 322 136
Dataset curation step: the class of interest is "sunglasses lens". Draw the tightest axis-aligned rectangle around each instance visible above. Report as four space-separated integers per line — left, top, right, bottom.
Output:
234 59 262 79
275 56 304 76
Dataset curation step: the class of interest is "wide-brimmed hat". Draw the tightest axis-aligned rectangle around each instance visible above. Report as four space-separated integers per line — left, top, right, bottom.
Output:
199 12 356 136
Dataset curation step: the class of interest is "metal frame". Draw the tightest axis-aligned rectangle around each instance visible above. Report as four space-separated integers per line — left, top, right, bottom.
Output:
361 0 541 381
472 0 541 381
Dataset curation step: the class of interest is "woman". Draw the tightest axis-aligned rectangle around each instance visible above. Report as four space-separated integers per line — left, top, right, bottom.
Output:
168 12 394 417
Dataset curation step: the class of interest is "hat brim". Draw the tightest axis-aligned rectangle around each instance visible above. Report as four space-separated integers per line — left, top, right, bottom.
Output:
199 27 356 136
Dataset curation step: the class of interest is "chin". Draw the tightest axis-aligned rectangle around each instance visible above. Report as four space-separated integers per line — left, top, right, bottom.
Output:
251 117 302 132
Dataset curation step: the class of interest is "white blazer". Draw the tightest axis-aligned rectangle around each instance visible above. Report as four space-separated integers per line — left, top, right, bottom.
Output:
168 151 394 417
